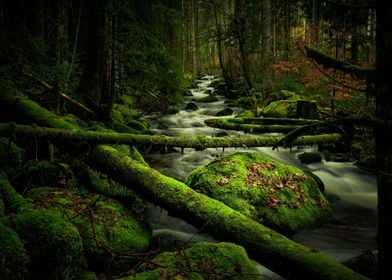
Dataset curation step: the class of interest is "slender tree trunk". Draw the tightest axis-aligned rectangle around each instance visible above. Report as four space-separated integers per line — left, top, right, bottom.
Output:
375 1 392 279
212 0 233 89
261 0 273 101
283 0 291 59
312 0 319 45
192 0 198 74
234 0 252 89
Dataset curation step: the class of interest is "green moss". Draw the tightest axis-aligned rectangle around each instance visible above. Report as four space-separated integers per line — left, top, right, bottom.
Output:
0 137 25 177
26 187 152 273
262 100 298 118
0 198 4 217
0 223 29 280
16 160 75 189
123 242 259 280
11 208 84 279
185 152 331 235
236 110 256 118
298 152 322 164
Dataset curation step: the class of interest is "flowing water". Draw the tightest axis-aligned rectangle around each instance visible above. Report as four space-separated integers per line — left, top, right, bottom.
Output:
140 76 377 279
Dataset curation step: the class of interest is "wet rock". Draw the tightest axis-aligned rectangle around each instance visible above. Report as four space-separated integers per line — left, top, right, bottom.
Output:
185 102 199 111
298 152 322 164
215 107 234 116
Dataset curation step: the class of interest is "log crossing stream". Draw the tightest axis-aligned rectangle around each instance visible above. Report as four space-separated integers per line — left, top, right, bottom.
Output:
140 76 377 279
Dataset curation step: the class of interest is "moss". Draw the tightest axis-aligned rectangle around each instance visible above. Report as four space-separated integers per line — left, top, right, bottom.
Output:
0 223 29 280
15 160 75 190
11 208 84 279
236 110 256 118
0 198 4 217
298 152 322 164
26 187 152 274
262 100 298 118
0 137 25 177
342 251 377 279
123 242 259 280
185 152 331 235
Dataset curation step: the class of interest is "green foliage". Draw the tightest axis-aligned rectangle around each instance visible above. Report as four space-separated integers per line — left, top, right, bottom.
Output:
0 223 29 280
276 77 305 95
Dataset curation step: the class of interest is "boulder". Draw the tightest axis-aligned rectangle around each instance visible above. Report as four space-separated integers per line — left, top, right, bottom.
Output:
123 242 259 280
185 152 331 235
263 99 318 119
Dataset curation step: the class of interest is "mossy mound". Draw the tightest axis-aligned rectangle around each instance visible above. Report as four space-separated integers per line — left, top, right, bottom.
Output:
0 223 29 280
15 160 75 190
10 209 84 279
185 152 331 235
342 251 377 279
123 242 259 280
263 99 318 119
298 152 322 164
0 137 25 177
26 187 152 273
0 198 5 217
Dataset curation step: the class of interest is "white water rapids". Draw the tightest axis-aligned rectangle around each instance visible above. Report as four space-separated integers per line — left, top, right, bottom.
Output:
139 76 377 279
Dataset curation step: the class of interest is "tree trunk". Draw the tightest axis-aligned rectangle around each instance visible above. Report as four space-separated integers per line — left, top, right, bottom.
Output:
234 0 252 89
261 0 273 100
0 91 367 280
312 0 319 45
375 1 392 279
0 123 343 150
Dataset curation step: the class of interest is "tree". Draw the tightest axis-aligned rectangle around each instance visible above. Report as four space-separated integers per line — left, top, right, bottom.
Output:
261 0 273 100
375 0 392 278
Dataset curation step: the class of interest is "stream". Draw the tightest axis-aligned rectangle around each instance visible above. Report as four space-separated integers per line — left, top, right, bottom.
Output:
140 76 377 279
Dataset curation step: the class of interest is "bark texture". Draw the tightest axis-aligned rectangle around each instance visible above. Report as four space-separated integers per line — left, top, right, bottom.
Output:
0 123 343 150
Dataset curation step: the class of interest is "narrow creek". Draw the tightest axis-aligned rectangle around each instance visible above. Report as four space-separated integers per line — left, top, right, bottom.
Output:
140 76 377 279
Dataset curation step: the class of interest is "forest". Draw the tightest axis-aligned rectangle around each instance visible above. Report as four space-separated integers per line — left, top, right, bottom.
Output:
0 0 391 279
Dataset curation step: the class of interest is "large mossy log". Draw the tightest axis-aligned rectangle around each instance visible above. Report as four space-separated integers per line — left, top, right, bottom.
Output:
0 92 367 279
205 118 303 133
0 123 343 150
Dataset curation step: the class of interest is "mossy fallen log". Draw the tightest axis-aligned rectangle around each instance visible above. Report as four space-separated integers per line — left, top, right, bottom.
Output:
91 145 366 280
0 92 367 279
0 123 343 150
304 45 375 79
205 118 303 133
218 117 322 125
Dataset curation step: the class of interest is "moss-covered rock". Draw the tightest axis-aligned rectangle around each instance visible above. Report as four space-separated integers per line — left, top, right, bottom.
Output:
10 209 83 279
263 99 318 119
342 251 377 280
15 160 75 190
236 109 256 118
0 223 29 280
123 242 260 280
0 137 25 177
298 152 323 164
185 152 331 235
26 187 152 273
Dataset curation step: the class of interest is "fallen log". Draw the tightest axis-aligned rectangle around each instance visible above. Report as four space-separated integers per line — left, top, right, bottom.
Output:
205 118 303 133
212 117 322 125
0 91 367 279
0 123 343 150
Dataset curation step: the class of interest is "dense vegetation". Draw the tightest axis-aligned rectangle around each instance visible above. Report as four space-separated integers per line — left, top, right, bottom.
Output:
1 0 392 279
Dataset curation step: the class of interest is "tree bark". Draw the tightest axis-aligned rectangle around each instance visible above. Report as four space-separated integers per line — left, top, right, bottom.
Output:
0 123 343 150
0 92 366 280
375 1 392 279
261 0 273 100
